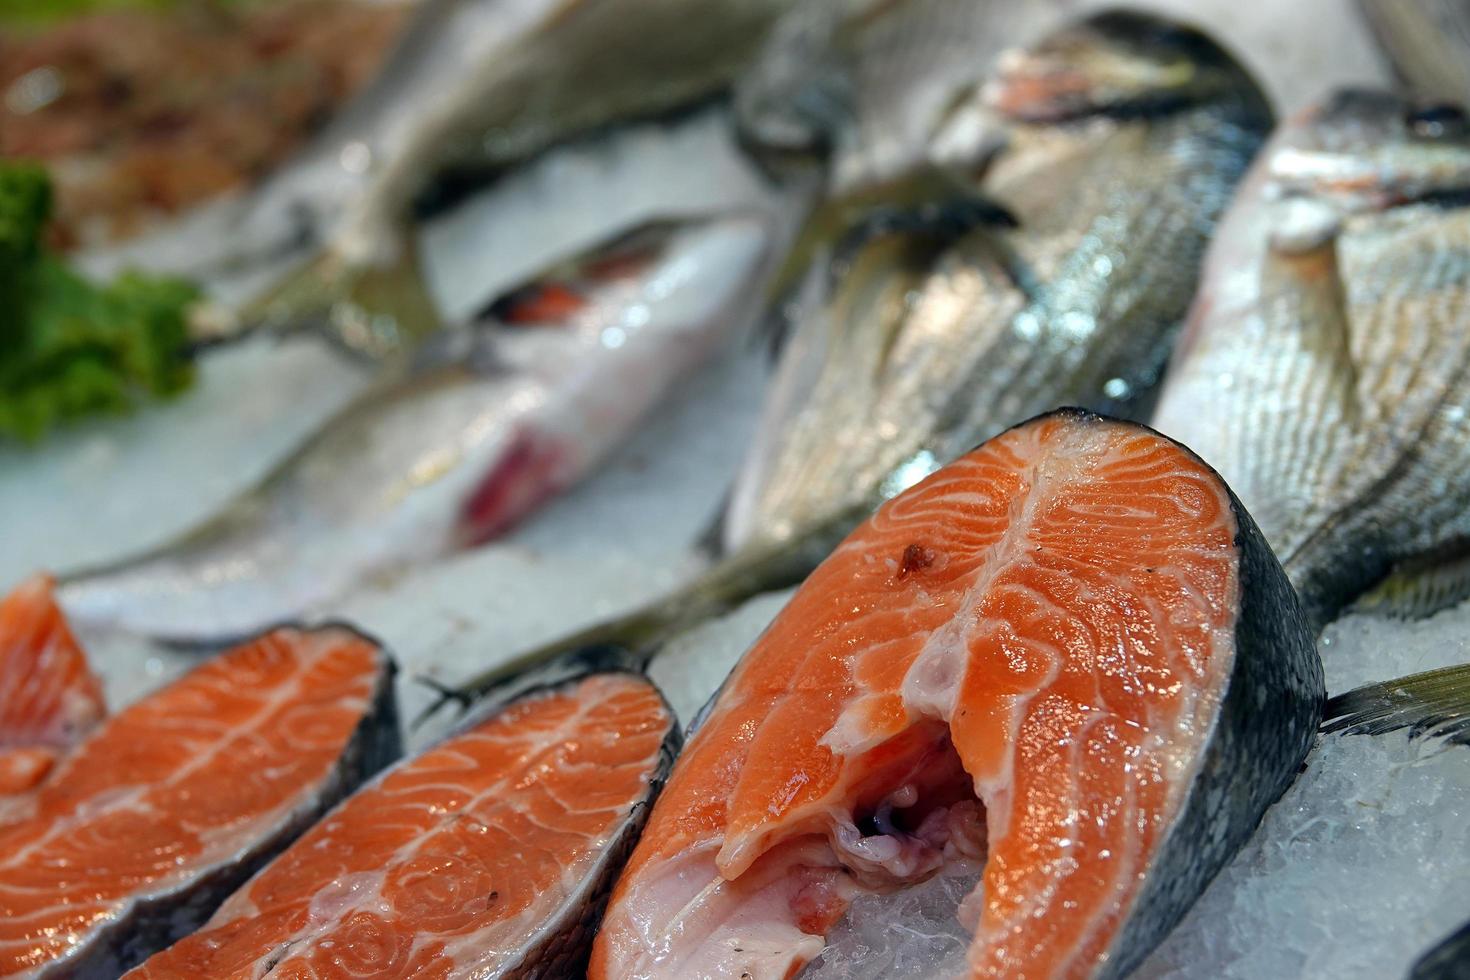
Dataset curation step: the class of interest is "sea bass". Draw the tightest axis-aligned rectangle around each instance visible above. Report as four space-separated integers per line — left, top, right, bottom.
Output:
1151 89 1470 630
0 625 397 977
0 576 105 795
57 111 800 645
129 669 678 979
590 409 1322 979
79 0 801 357
433 10 1274 706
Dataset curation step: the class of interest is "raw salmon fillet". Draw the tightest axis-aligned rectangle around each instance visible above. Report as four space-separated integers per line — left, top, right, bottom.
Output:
592 409 1323 980
131 671 679 979
0 625 397 978
0 575 106 793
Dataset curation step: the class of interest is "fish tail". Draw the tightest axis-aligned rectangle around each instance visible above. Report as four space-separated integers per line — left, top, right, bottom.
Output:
1322 662 1470 746
1353 544 1470 620
413 531 830 728
241 238 444 362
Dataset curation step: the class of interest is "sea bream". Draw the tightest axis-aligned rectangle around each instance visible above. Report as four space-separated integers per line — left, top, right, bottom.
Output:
129 669 678 979
590 409 1323 979
78 0 802 356
724 10 1274 555
434 10 1275 706
1151 89 1470 630
55 108 804 645
0 625 397 977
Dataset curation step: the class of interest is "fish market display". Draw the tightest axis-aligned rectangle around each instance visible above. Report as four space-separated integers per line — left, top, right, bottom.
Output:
1152 89 1470 630
1357 0 1470 106
57 147 790 643
591 409 1323 979
0 625 397 977
130 670 677 979
81 0 801 355
436 9 1275 704
0 576 105 795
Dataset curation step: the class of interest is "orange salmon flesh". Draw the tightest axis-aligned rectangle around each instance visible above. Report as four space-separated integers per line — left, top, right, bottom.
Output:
0 626 392 976
130 672 676 979
593 410 1320 979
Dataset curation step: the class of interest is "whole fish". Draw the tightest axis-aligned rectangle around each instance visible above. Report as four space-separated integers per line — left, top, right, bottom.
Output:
432 10 1274 706
590 408 1322 979
1151 89 1470 631
57 109 805 644
79 0 801 357
1358 0 1470 107
129 667 678 979
0 625 398 977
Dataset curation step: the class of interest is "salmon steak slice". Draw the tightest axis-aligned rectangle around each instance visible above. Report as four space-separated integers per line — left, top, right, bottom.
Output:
591 409 1324 980
0 625 397 978
130 671 680 979
0 576 107 794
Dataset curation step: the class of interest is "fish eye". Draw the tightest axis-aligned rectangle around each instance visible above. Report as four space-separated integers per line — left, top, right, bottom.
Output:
1408 102 1469 139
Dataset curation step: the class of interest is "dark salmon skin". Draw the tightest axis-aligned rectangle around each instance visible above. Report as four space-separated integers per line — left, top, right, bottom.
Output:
592 409 1323 980
130 671 679 979
0 625 398 978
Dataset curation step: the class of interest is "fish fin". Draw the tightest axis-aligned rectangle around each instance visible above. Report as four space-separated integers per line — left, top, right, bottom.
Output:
766 165 1011 305
242 239 444 363
1261 198 1362 419
691 487 734 561
1410 918 1470 980
1353 544 1470 620
414 529 833 727
1322 663 1470 746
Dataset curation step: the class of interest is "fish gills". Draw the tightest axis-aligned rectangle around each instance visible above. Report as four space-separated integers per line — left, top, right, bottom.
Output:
0 625 397 978
591 409 1322 979
130 672 677 979
0 576 105 778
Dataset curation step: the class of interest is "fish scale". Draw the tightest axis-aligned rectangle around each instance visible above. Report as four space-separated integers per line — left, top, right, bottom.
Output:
1154 90 1470 628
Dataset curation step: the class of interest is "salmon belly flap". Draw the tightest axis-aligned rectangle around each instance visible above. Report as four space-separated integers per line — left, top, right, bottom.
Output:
592 409 1322 980
129 672 679 980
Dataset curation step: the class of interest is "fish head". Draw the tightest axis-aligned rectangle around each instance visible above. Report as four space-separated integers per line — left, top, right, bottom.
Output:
1269 88 1470 210
984 9 1253 124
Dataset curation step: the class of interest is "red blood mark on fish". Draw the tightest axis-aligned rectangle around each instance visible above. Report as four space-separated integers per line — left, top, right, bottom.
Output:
457 429 569 546
897 543 936 580
496 282 587 325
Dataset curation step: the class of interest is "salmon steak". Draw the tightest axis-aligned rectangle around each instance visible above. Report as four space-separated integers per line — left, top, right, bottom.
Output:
130 671 679 979
0 576 106 795
0 625 397 978
591 409 1324 979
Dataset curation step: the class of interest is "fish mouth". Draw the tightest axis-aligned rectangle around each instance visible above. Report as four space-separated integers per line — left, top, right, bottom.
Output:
981 10 1240 124
1271 89 1470 208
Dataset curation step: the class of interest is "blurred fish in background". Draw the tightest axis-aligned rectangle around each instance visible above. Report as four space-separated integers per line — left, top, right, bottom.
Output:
76 0 810 359
434 7 1277 706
